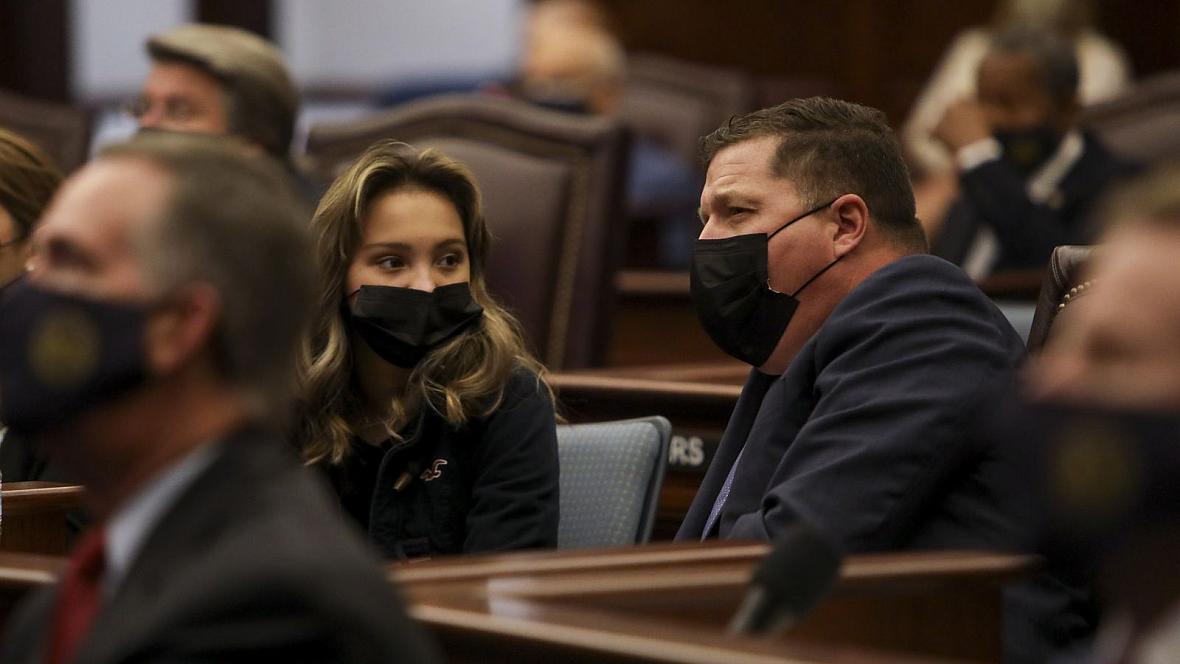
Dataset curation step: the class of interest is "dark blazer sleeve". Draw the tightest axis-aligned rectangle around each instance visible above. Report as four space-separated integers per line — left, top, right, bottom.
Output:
724 261 1025 549
954 140 1137 269
464 370 559 552
956 159 1073 267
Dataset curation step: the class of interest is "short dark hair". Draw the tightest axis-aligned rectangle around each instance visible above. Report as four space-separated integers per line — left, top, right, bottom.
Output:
701 97 924 251
988 27 1080 108
100 133 313 417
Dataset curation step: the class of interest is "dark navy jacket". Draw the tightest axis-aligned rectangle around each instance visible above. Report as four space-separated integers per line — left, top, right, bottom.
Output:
328 368 559 559
677 254 1026 546
675 255 1089 662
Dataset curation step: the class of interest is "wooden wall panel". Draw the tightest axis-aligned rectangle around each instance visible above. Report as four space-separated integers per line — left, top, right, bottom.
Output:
598 0 1180 124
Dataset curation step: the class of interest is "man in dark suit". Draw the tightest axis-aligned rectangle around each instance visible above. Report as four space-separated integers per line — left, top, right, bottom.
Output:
0 134 439 663
675 97 1078 661
932 27 1137 279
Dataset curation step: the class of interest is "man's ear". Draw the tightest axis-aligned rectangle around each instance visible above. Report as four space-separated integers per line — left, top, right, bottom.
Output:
144 283 221 376
830 193 869 257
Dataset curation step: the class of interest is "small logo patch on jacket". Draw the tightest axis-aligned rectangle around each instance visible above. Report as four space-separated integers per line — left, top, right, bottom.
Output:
420 459 448 482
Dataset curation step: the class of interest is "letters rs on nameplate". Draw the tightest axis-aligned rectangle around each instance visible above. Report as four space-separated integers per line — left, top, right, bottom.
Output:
668 431 719 476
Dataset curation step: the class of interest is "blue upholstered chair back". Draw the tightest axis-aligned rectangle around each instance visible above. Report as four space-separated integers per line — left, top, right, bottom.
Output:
556 416 670 548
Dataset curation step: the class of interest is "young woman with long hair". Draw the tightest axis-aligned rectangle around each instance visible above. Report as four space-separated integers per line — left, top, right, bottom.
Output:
294 140 559 559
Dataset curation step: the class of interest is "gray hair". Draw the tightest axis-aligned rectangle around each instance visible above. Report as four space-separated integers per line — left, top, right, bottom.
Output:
988 26 1080 108
100 133 314 418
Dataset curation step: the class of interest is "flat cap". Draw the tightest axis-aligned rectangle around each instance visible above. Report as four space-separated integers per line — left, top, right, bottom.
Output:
147 24 298 157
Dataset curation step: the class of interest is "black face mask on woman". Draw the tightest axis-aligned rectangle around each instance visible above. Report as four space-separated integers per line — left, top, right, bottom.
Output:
690 199 840 366
347 282 484 369
0 278 149 435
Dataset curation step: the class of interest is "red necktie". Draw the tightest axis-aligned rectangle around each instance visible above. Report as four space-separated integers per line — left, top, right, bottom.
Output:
45 527 106 664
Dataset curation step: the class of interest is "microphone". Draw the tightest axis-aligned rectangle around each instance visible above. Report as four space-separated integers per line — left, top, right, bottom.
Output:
727 522 844 635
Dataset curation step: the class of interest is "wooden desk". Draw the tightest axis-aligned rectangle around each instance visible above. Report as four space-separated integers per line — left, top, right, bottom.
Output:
394 543 1035 663
1 482 83 555
0 542 1035 662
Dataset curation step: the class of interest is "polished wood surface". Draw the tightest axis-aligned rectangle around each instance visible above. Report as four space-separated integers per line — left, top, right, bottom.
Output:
393 543 1036 663
0 482 83 556
0 541 1032 662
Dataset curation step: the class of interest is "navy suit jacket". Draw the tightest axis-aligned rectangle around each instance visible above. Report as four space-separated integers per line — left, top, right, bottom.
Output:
676 254 1092 662
677 254 1026 546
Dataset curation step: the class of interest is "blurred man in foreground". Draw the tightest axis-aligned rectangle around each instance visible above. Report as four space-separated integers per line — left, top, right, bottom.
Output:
0 134 438 663
1012 165 1180 663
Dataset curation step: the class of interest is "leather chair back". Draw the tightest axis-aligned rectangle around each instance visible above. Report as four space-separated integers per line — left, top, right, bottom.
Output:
1083 71 1180 164
619 53 756 164
304 94 629 370
1026 245 1095 352
0 89 91 172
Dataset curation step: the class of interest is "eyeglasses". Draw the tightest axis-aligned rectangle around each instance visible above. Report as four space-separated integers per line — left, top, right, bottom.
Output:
123 96 201 124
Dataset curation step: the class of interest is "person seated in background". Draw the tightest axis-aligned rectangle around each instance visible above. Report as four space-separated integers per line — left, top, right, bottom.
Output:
0 128 66 484
128 23 319 200
931 27 1137 279
293 140 559 560
514 15 702 268
674 96 1080 661
0 134 439 663
904 0 1131 234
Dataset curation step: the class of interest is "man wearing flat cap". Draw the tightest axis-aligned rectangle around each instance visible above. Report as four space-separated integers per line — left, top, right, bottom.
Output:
128 23 299 165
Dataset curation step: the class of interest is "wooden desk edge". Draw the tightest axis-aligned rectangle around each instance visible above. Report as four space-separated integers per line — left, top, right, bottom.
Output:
410 599 936 664
550 374 743 400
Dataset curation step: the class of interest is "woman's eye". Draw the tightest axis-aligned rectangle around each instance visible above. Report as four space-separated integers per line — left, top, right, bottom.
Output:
377 256 404 270
729 207 752 217
436 253 463 269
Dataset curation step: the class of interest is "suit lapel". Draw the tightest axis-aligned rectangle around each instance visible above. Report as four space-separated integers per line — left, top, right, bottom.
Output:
72 429 282 664
679 369 777 536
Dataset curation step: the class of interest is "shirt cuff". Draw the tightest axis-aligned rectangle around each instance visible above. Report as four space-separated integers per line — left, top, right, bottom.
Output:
955 137 1002 173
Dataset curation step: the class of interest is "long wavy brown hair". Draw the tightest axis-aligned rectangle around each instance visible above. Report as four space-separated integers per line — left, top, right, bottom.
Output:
294 140 551 465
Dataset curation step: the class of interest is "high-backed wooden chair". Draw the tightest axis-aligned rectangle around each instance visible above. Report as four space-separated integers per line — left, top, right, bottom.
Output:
304 94 630 370
619 53 756 164
1026 245 1095 353
0 89 91 172
1083 70 1180 165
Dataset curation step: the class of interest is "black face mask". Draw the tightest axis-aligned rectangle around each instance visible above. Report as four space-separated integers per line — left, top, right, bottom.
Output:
0 279 149 435
347 282 484 369
994 124 1062 177
690 200 840 366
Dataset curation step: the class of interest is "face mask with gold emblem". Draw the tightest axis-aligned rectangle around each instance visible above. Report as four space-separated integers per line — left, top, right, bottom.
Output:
0 278 147 435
